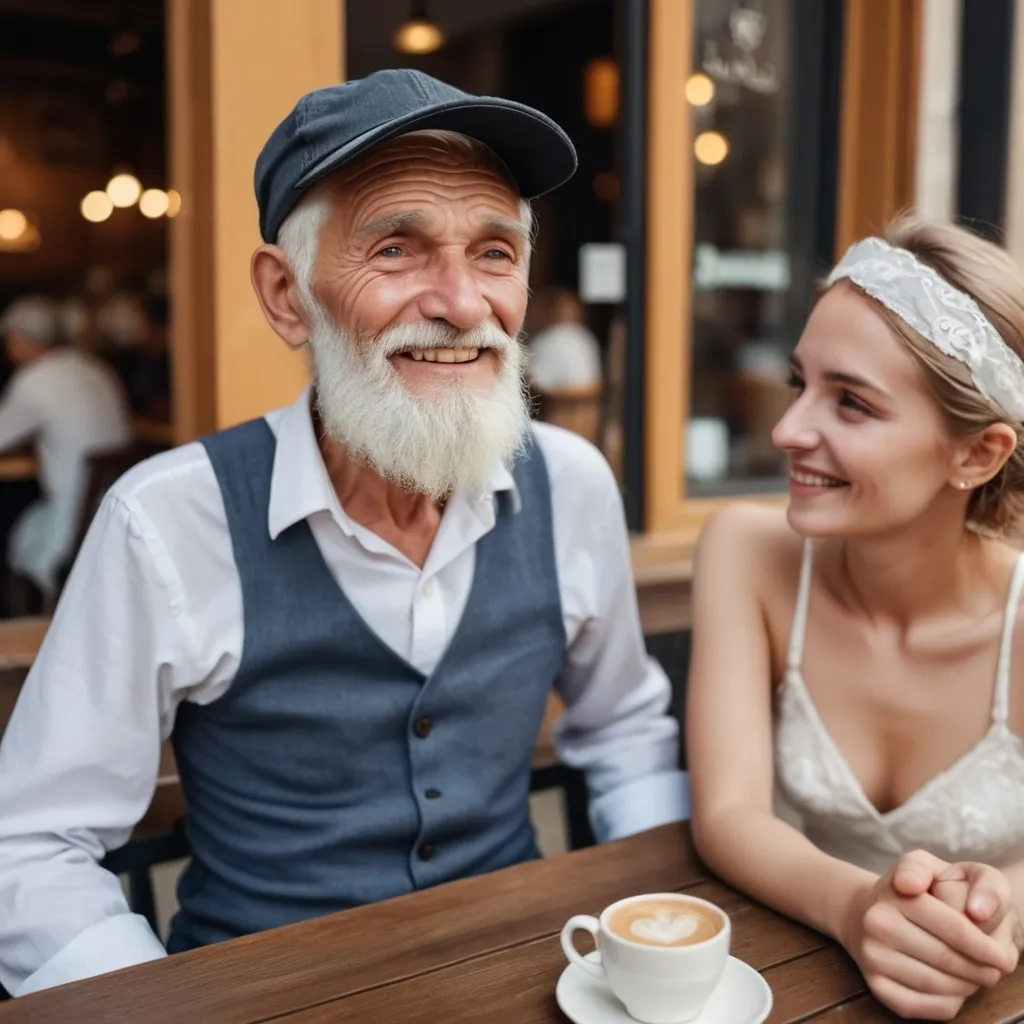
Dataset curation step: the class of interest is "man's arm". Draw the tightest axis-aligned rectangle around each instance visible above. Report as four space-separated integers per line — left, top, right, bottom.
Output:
546 435 689 843
0 493 187 995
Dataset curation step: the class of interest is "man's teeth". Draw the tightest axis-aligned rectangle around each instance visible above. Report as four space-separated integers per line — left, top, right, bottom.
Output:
792 470 845 488
406 347 480 363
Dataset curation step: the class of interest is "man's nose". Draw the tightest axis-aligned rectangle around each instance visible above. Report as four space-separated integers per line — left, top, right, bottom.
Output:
416 254 490 332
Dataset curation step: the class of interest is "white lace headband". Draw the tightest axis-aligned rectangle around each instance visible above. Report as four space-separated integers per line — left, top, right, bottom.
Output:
826 236 1024 421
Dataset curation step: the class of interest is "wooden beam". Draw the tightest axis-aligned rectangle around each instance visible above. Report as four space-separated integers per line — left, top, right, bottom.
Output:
167 0 345 443
643 0 692 534
835 0 922 255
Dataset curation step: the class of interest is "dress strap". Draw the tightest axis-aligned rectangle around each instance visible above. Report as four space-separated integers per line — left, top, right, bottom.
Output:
993 552 1024 725
787 539 815 671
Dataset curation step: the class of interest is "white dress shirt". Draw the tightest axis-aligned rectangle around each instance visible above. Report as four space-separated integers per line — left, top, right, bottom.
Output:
0 347 131 593
0 388 689 996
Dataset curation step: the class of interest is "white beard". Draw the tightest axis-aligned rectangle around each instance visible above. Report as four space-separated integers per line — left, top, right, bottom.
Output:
306 307 531 501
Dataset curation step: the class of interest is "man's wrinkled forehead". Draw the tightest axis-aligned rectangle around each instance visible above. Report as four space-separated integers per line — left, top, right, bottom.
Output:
324 133 520 205
317 135 525 238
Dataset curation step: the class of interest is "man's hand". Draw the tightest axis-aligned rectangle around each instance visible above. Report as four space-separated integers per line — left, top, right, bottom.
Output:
841 850 1017 1020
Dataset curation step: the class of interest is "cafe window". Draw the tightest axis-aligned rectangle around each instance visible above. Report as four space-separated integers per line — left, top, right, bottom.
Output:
638 0 920 538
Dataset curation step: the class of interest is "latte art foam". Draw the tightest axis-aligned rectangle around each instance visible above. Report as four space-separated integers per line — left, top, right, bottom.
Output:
631 912 699 944
607 899 723 947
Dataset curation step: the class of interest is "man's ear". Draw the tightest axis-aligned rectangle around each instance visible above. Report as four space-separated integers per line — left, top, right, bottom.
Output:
951 423 1017 490
251 244 311 350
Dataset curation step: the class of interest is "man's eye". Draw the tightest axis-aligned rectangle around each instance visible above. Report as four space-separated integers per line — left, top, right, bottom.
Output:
484 249 512 260
377 246 403 258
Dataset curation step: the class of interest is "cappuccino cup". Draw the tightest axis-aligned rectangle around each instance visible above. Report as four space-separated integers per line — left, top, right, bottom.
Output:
560 893 730 1024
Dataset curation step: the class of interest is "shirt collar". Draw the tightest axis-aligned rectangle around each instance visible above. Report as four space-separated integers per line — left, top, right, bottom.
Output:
266 387 521 539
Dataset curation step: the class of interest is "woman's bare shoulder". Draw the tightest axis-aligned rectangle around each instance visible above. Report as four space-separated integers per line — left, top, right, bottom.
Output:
693 504 806 676
695 503 803 578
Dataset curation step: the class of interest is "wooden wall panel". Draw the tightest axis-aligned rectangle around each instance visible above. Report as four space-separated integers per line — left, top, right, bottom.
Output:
167 0 345 443
835 0 922 255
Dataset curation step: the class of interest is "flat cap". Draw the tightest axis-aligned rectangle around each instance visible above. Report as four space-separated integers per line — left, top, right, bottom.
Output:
255 69 578 243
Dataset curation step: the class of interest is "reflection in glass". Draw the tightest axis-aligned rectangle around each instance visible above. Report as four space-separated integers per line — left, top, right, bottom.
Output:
684 0 837 498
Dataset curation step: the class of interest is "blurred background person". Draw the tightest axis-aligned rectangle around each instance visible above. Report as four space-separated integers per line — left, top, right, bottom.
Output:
0 295 131 605
526 286 604 446
526 285 603 393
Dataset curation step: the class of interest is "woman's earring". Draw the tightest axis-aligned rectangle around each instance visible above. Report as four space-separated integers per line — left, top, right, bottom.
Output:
959 481 971 489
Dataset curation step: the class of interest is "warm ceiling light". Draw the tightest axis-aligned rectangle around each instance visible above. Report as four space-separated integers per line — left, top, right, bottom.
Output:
584 58 619 127
81 191 114 223
0 222 40 253
106 172 142 208
694 131 729 166
393 2 444 54
139 189 170 218
685 73 716 107
0 209 28 241
165 189 182 218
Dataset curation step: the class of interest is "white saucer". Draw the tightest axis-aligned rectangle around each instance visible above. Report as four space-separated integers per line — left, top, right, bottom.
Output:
555 952 772 1024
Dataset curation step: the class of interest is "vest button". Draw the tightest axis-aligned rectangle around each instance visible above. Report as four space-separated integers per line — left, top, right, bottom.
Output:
418 842 435 860
414 716 432 738
424 788 441 799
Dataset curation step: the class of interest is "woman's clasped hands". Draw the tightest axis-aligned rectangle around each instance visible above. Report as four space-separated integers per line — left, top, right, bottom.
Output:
840 850 1023 1020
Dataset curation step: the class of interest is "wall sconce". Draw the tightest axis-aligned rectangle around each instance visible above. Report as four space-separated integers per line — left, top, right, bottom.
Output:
684 73 716 107
694 131 729 166
0 208 42 252
393 1 445 55
584 58 619 127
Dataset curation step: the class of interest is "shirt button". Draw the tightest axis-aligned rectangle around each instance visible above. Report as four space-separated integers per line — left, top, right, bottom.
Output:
424 788 441 799
418 842 435 860
414 716 432 738
421 578 436 598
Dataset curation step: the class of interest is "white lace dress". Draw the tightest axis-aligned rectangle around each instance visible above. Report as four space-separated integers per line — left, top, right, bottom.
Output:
774 541 1024 875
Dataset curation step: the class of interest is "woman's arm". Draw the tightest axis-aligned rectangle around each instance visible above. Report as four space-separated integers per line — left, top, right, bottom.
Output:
685 505 874 940
685 507 1012 1020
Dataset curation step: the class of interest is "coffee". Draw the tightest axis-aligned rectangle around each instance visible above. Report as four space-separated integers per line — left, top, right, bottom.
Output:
606 898 723 948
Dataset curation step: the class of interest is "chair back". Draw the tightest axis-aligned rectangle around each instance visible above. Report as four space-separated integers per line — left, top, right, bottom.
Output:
534 382 605 447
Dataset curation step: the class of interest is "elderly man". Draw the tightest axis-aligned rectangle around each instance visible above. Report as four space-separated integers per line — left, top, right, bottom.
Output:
0 70 688 997
0 295 130 600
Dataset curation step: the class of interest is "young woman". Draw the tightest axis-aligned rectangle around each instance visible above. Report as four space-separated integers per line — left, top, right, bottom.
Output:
687 217 1024 1021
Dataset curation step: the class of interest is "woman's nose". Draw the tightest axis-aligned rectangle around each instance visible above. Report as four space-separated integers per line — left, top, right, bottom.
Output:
771 395 819 452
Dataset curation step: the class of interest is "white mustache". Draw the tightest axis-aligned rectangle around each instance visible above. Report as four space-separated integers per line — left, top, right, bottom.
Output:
373 320 514 358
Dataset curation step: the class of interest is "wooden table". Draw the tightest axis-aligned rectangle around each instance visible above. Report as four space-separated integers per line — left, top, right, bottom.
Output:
3 824 1023 1023
0 616 49 670
0 451 36 482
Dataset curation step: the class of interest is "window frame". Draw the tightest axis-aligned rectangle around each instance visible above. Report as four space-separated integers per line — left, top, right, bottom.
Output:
637 0 922 548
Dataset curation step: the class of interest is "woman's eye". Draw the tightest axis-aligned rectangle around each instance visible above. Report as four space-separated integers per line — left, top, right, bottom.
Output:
786 374 804 392
839 391 872 415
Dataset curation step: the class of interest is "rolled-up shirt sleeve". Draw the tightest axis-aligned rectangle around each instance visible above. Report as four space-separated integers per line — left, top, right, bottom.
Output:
0 493 188 995
550 449 690 843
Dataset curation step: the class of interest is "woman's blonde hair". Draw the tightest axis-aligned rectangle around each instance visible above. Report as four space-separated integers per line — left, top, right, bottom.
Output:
844 215 1024 534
